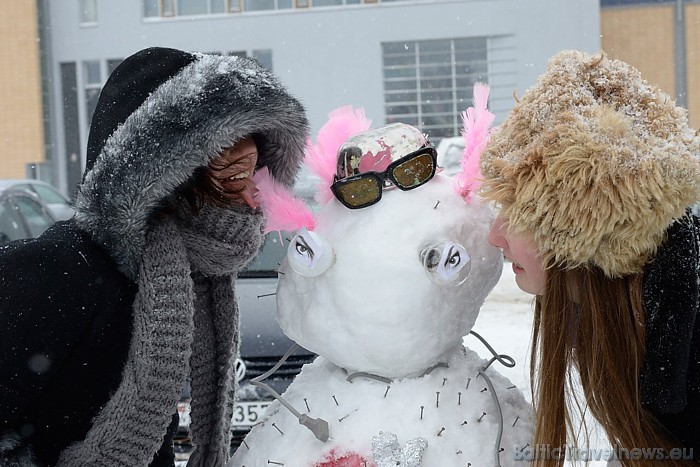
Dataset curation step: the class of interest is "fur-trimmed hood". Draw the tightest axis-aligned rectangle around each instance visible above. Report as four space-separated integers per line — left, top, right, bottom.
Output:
480 50 700 277
73 48 308 281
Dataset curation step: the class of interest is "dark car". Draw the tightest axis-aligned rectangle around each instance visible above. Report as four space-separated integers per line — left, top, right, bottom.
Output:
173 233 316 463
0 188 56 244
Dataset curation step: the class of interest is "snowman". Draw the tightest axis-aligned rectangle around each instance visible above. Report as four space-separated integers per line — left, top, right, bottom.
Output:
230 85 533 467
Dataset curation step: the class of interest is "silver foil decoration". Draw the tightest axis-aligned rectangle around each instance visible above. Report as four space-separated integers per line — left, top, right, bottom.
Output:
371 431 428 467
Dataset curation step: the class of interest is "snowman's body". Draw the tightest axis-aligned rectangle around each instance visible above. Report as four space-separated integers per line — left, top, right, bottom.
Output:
232 345 532 466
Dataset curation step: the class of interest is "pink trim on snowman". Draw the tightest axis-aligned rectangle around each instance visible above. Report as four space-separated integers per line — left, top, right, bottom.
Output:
454 82 495 202
253 84 494 232
306 105 372 204
252 167 316 234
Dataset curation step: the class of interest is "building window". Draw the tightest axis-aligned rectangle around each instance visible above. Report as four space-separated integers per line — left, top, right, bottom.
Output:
144 0 375 16
244 0 275 11
143 0 160 17
162 0 176 16
242 0 296 10
179 0 210 15
107 59 123 75
228 0 243 12
313 0 342 6
310 0 363 5
83 60 102 124
79 0 98 24
382 37 488 140
252 50 273 70
144 0 241 16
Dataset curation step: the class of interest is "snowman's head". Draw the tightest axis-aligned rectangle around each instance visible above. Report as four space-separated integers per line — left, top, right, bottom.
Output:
254 84 502 379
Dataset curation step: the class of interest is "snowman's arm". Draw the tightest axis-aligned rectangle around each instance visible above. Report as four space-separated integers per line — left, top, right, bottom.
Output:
250 343 330 442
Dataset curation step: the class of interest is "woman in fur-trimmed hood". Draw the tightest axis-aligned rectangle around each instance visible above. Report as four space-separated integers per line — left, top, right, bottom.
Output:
0 47 308 467
483 50 700 465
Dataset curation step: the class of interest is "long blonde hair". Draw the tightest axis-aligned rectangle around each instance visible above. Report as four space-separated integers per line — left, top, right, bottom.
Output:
531 265 693 466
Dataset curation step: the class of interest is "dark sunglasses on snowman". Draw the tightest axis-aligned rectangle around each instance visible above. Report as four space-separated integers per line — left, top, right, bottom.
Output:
330 146 438 209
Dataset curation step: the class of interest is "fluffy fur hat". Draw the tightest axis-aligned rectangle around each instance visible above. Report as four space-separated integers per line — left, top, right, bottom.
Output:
480 50 700 277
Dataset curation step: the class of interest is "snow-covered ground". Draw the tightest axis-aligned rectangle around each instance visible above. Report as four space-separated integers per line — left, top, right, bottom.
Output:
468 262 535 399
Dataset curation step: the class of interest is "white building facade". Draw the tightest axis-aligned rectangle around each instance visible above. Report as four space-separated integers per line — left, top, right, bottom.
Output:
40 0 600 196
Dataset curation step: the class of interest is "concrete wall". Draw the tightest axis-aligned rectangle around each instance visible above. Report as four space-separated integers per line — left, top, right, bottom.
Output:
0 0 45 178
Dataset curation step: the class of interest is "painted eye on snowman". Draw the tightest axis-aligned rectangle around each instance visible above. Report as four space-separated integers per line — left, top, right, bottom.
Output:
419 242 472 286
286 227 334 277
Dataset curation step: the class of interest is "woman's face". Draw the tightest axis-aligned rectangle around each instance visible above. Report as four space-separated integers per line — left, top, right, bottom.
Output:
488 214 546 295
209 136 259 208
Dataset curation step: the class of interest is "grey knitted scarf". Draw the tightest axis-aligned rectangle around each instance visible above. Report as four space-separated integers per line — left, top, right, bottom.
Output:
57 204 263 467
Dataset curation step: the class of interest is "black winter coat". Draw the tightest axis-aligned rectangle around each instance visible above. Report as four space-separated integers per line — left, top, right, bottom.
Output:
0 221 180 466
642 213 700 461
0 47 308 467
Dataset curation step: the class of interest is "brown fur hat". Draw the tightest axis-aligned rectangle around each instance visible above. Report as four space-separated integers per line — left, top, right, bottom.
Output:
480 50 700 277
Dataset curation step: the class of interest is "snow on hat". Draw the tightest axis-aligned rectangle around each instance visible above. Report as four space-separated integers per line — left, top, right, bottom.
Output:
480 50 700 277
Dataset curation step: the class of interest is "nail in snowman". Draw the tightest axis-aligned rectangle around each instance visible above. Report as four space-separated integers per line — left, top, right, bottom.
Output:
230 85 533 467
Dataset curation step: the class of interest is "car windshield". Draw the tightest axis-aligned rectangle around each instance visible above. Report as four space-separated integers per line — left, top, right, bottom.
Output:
31 184 70 204
238 233 289 278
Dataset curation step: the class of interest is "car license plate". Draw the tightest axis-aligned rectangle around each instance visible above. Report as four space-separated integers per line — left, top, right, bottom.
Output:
232 401 271 427
178 400 270 429
177 401 191 428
